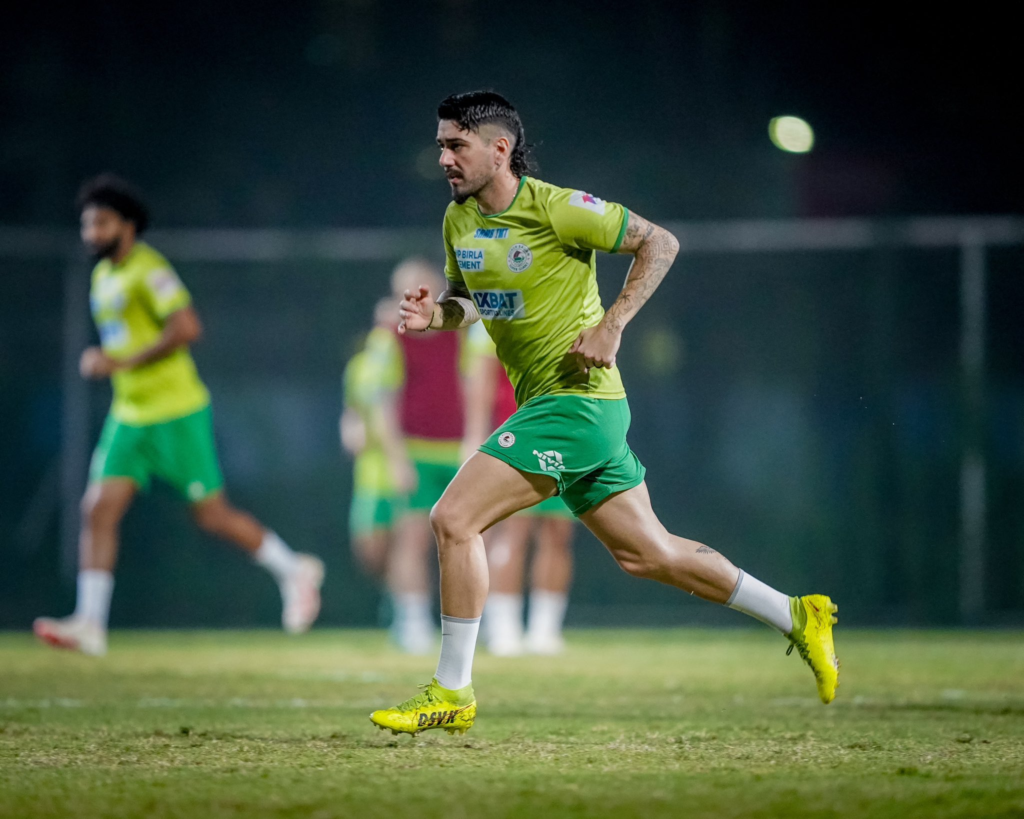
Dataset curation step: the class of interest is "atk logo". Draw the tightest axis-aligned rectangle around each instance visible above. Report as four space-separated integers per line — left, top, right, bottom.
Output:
148 268 184 300
498 432 515 448
472 289 526 320
417 708 465 728
506 243 532 272
533 450 565 473
569 190 607 215
474 228 510 239
455 247 485 271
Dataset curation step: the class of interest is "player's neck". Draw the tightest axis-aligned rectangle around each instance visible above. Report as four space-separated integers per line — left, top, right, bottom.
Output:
110 236 136 265
474 171 521 216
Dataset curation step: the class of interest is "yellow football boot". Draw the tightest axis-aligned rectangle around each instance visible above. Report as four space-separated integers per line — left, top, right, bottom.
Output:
787 594 839 704
370 678 477 736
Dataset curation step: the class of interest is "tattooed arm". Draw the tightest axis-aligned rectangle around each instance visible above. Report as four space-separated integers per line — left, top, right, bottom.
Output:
398 280 480 333
568 212 680 371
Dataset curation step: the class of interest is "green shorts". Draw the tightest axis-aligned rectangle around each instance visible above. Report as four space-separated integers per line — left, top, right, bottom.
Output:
480 395 646 516
349 491 406 537
408 460 460 512
522 494 575 519
89 405 224 502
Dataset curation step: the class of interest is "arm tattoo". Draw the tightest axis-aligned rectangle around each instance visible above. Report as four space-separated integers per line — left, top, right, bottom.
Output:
434 282 473 330
603 212 680 333
695 544 717 555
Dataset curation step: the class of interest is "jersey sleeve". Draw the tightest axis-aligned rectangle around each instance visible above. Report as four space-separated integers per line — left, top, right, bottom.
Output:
442 208 466 288
363 326 405 392
139 260 192 320
547 187 630 254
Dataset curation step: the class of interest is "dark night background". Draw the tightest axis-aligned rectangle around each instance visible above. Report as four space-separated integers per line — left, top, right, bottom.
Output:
1 1 1022 630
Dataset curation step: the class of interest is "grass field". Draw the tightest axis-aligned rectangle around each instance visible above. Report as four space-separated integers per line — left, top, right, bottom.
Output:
1 629 1023 818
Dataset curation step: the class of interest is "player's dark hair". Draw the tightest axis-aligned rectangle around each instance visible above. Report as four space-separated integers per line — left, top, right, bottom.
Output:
76 174 150 234
437 91 536 178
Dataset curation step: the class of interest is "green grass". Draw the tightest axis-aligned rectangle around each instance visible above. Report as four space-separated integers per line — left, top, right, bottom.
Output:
1 629 1023 818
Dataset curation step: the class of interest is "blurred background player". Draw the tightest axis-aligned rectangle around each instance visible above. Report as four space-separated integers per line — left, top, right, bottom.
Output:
463 322 575 656
369 258 466 653
33 175 324 656
340 298 409 580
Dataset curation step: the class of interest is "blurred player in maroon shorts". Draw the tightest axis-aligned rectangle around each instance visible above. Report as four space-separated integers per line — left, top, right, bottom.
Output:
463 323 575 655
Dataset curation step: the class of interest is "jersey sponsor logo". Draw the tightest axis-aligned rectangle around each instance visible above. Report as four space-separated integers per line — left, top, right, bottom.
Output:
474 228 510 240
498 432 515 448
472 290 525 320
455 247 485 271
534 449 565 473
148 268 184 300
506 243 532 273
569 190 607 215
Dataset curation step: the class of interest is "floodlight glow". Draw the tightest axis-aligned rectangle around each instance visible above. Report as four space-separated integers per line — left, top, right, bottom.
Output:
769 116 814 153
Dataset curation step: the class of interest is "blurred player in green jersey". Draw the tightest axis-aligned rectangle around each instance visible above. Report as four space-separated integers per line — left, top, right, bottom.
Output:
370 92 838 737
463 322 575 656
34 175 324 657
340 299 409 580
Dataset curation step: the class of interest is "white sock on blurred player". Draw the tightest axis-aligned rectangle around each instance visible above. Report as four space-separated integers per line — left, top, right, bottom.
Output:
484 593 524 655
727 570 793 634
526 590 567 652
254 531 300 583
74 569 114 628
393 592 434 653
435 614 480 690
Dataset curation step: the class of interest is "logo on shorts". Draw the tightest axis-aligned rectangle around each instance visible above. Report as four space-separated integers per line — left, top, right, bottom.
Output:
506 243 532 273
498 432 515 448
533 450 565 472
187 481 207 501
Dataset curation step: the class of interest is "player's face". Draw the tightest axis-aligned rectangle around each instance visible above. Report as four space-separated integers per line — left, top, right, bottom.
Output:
80 205 130 260
437 120 495 205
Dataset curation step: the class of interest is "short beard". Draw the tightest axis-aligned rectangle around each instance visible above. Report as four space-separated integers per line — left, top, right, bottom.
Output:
87 238 121 261
450 176 486 206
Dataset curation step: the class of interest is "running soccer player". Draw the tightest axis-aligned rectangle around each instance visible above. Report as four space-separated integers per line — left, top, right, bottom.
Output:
341 299 410 579
463 322 575 656
369 92 838 736
33 175 324 656
370 259 467 653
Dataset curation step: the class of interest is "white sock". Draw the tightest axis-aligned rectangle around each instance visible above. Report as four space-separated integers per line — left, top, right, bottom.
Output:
435 614 480 690
727 570 793 634
484 593 523 647
394 592 432 628
527 590 568 641
74 570 114 629
254 531 299 584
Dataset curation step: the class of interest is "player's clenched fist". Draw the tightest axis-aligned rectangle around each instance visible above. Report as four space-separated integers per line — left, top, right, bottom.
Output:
568 322 621 374
398 286 438 334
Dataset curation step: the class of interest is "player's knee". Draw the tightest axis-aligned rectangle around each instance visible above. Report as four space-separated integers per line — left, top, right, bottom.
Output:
81 490 122 531
429 500 470 547
192 502 228 535
615 537 674 581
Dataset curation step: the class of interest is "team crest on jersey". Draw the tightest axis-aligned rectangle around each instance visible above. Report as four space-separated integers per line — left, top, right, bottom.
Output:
455 247 485 271
569 190 607 215
474 228 510 240
506 243 532 273
498 432 515 448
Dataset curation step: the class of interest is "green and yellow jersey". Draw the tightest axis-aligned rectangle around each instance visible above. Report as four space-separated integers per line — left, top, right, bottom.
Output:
90 242 209 425
343 327 403 494
442 176 629 408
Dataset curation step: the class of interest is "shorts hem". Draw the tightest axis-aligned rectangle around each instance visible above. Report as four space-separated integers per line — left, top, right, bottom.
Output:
565 471 646 517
